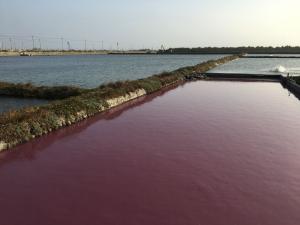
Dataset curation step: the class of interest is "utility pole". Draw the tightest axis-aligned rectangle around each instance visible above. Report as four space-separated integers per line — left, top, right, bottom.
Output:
31 36 35 50
61 37 64 50
102 40 104 50
9 38 12 50
39 39 42 50
32 36 35 50
84 40 87 51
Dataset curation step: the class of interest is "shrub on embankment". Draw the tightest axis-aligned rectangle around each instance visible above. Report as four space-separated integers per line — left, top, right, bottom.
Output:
0 55 239 150
0 82 85 100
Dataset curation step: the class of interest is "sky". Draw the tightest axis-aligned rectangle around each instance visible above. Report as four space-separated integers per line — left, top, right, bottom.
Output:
1 0 300 49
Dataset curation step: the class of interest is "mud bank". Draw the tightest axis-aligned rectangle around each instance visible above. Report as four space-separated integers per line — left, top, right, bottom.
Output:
0 55 239 152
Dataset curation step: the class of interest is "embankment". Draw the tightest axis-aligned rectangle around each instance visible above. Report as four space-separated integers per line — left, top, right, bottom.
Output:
293 76 300 86
0 55 240 151
282 77 300 98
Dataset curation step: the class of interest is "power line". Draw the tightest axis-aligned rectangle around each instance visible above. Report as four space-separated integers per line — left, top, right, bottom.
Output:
0 34 137 51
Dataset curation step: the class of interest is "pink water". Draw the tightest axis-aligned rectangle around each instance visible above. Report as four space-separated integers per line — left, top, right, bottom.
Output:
1 81 300 225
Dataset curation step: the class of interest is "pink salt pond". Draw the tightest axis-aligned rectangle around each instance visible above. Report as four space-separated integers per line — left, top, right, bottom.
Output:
0 81 300 225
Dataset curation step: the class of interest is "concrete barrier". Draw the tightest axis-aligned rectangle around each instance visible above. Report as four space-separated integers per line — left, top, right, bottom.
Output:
281 77 300 98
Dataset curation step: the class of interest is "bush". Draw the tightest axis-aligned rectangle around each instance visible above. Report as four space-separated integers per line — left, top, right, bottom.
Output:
0 82 85 100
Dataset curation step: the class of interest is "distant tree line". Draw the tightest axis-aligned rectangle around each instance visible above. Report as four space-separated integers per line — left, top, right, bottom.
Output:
157 46 300 54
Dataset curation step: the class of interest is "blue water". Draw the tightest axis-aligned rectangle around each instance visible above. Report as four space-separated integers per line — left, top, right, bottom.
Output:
0 54 225 88
0 54 225 113
210 58 300 75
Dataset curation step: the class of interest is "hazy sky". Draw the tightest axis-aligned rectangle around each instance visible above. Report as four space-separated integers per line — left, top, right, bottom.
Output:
1 0 300 49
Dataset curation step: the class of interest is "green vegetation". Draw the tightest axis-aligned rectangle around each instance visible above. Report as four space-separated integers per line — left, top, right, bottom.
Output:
0 55 239 150
158 46 300 54
0 82 85 100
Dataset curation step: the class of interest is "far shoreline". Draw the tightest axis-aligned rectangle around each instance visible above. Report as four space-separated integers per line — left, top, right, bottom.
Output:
2 47 300 57
0 50 158 57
